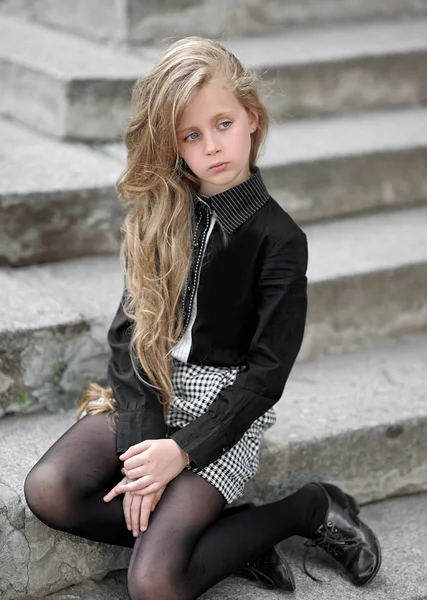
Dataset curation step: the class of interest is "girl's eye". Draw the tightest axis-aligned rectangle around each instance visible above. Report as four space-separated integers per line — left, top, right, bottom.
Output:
184 132 199 142
183 121 232 142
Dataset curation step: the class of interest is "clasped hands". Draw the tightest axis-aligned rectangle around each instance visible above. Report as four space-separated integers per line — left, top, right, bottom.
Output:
104 438 189 500
103 439 189 535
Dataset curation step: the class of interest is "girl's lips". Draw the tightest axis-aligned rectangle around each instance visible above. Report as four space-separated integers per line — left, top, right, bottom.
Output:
210 162 229 172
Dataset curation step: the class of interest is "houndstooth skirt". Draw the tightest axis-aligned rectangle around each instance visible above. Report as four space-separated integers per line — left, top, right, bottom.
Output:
79 357 277 503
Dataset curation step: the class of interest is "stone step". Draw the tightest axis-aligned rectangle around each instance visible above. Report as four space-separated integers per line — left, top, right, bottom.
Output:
4 107 426 266
1 204 426 417
1 332 426 598
0 16 148 141
225 17 427 119
42 493 427 600
102 106 427 225
264 106 427 221
0 118 123 267
6 0 427 45
2 16 427 141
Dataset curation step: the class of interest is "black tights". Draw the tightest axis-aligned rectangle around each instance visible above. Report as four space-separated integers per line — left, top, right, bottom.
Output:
24 413 327 600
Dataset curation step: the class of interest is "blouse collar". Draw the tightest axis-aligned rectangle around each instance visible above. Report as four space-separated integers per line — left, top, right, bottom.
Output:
194 166 270 234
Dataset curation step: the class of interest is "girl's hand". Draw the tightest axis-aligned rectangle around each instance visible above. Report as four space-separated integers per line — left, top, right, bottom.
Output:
123 479 168 536
103 439 188 500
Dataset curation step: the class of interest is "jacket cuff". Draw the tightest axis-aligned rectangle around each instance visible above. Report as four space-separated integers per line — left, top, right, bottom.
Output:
170 426 226 471
116 409 166 455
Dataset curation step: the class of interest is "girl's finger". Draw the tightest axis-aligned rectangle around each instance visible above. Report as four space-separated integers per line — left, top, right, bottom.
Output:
122 452 150 471
103 476 128 502
129 482 162 497
140 494 155 532
119 440 151 461
130 494 143 537
115 476 154 494
123 492 133 531
122 465 150 480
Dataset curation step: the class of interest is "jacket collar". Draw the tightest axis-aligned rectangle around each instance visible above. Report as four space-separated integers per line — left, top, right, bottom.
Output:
194 166 270 234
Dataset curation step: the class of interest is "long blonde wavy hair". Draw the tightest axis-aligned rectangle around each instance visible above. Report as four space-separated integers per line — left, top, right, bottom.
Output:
76 36 269 423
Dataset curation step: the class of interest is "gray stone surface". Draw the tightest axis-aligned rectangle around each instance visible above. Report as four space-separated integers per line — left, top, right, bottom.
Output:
0 476 131 600
0 16 149 140
0 0 31 17
0 118 123 265
1 330 426 598
0 254 124 416
132 17 427 119
3 103 426 266
1 203 427 416
23 0 427 45
102 107 427 224
227 18 427 119
262 106 427 222
302 205 427 359
2 14 427 140
43 493 427 600
244 332 427 505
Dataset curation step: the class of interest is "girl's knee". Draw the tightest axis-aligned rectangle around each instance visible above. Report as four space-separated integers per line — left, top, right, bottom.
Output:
127 563 183 600
24 461 74 525
24 462 56 510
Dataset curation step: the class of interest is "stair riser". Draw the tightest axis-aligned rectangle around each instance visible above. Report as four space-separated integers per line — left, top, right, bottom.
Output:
0 60 135 141
2 262 426 418
303 262 427 360
0 189 122 267
266 147 427 223
2 143 426 266
260 52 427 121
243 418 427 505
16 0 427 44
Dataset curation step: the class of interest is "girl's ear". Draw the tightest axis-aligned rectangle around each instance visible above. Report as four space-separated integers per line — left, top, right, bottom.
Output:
248 110 259 134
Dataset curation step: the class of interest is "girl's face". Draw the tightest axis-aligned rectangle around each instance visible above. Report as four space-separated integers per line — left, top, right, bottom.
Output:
177 77 258 197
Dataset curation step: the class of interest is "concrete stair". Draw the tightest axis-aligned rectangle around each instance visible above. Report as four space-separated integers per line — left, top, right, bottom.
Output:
2 107 427 266
0 3 426 599
0 16 148 141
0 118 123 267
1 16 427 139
1 332 426 599
218 18 427 119
1 204 426 417
3 0 427 44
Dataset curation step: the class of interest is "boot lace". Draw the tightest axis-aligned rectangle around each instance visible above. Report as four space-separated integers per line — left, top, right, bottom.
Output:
238 563 275 589
303 521 362 583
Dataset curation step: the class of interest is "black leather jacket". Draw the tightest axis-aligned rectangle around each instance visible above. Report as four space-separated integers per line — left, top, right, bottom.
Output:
107 167 308 471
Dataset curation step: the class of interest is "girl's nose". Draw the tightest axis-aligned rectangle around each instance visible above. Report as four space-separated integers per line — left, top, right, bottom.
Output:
204 133 220 154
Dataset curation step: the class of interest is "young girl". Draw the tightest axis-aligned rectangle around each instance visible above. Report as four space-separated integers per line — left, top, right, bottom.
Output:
24 36 381 599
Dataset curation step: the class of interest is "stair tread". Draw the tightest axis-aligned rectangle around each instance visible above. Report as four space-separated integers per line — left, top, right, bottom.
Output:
0 118 120 197
263 106 427 165
304 205 427 281
224 16 427 67
0 15 146 78
2 14 427 81
1 204 425 333
1 331 426 495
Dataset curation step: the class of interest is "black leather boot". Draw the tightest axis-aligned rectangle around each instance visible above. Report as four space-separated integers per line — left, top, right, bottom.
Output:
238 544 296 592
225 502 296 592
303 483 382 586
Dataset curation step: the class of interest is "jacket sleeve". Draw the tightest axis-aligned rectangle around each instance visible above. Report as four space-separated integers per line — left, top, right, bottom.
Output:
170 227 308 471
107 288 166 455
